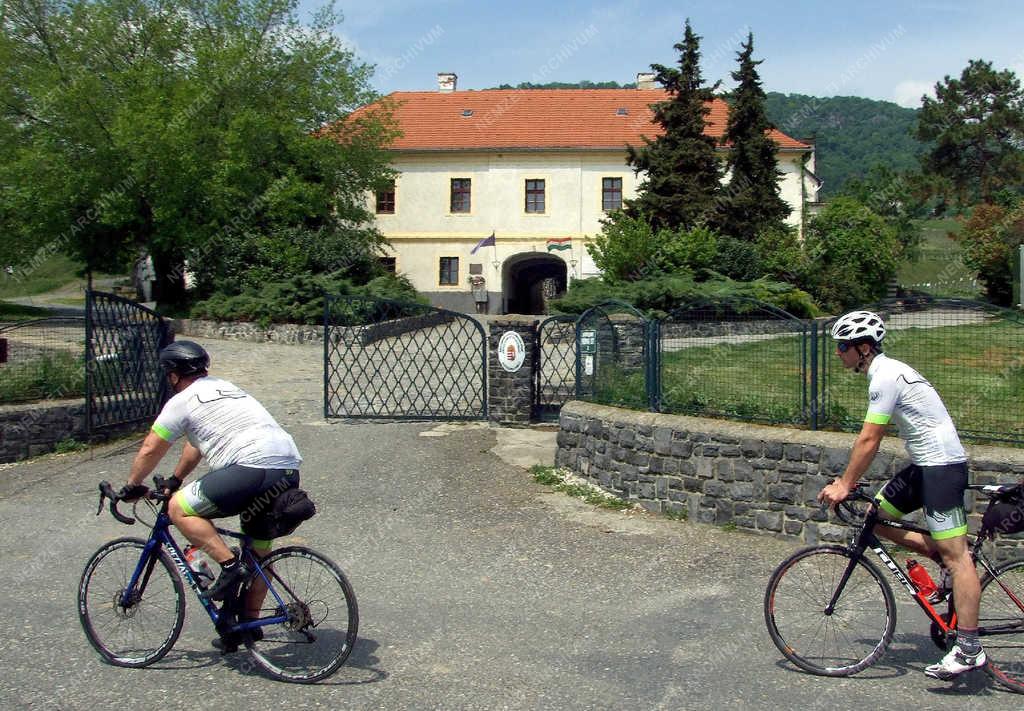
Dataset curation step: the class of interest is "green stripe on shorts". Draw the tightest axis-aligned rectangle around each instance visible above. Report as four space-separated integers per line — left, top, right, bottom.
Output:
175 491 197 516
875 495 905 519
931 525 968 540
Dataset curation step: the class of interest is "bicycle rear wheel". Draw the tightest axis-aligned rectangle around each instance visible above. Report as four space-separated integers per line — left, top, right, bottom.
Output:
242 546 358 683
764 545 896 676
980 558 1024 694
78 537 185 667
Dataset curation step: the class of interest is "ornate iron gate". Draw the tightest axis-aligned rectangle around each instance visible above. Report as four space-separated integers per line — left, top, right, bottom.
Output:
324 295 487 420
533 314 576 421
575 300 653 411
85 291 172 434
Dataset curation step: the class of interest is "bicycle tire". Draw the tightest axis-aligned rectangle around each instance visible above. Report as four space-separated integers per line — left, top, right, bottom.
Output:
980 558 1024 694
764 545 896 676
241 546 358 683
78 537 185 667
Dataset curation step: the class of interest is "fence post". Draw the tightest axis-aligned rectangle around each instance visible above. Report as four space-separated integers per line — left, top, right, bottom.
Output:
647 318 660 412
809 320 819 430
0 337 6 364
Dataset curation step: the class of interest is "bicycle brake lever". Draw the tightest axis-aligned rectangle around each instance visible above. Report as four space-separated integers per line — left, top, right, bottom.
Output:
96 482 107 516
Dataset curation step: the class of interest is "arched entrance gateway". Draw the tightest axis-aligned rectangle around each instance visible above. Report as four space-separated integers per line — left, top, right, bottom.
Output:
501 253 568 315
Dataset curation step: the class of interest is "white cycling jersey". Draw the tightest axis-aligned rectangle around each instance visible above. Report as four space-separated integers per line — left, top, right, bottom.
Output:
151 376 302 471
864 353 966 466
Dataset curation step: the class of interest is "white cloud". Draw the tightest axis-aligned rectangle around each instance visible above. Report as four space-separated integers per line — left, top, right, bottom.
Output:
892 80 936 108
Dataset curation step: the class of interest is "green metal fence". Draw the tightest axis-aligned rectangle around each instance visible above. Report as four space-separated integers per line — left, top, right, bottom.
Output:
571 297 1024 446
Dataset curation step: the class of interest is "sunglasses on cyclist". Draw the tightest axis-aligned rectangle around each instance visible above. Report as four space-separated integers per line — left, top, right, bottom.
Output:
837 342 853 353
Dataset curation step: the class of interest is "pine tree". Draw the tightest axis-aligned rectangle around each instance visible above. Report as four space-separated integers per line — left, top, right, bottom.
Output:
716 33 791 241
625 20 721 231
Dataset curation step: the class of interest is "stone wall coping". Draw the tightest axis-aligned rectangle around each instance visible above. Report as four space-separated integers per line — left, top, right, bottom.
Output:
0 398 83 415
560 400 1024 466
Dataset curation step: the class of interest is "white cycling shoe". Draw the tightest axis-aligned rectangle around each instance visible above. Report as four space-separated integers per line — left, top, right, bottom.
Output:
924 644 987 680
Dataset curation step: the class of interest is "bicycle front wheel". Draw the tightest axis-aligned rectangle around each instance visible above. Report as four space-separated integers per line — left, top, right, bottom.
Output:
243 546 358 683
980 558 1024 694
764 545 896 676
78 537 185 667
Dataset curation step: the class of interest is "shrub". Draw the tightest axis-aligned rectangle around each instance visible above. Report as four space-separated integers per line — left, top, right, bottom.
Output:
803 197 901 311
190 272 425 325
548 274 817 318
955 201 1024 306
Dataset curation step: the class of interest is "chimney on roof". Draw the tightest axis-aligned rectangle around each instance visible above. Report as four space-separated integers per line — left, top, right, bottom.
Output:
437 73 457 93
636 72 656 90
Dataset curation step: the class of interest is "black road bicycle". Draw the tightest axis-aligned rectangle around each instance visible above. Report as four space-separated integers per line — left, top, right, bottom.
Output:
78 480 358 683
764 482 1024 693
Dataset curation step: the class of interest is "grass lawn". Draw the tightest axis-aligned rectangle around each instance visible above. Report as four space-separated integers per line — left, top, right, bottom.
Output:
0 301 54 321
0 253 86 298
591 318 1024 444
897 217 980 297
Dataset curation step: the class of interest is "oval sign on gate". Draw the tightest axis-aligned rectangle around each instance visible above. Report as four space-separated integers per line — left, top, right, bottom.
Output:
497 331 526 372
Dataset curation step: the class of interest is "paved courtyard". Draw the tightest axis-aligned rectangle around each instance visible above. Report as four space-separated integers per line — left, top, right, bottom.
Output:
0 337 1018 709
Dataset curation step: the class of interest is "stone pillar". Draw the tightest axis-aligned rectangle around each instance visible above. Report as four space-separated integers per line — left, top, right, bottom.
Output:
488 316 537 425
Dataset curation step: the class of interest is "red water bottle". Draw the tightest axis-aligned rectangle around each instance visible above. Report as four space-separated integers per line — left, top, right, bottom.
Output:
907 559 938 599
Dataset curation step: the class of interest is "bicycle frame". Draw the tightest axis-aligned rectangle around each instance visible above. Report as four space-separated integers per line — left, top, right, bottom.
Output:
832 496 1024 641
120 506 289 634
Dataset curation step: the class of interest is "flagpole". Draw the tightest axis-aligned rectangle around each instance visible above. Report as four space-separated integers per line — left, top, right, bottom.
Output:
491 231 498 271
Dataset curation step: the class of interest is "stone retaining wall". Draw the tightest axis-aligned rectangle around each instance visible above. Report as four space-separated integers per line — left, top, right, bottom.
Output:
174 319 323 345
0 400 145 463
556 401 1024 554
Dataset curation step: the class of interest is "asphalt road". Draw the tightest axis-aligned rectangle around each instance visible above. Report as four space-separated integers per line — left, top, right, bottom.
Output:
0 338 1018 710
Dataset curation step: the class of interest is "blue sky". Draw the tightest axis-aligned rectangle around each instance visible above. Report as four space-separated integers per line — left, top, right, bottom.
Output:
300 0 1024 108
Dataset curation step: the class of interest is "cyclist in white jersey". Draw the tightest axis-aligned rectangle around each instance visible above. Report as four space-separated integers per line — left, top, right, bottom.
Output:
816 311 985 679
118 340 302 649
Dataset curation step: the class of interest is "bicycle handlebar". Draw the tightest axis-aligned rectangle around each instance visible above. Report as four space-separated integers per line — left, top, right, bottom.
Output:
96 479 171 526
834 483 875 527
97 481 136 525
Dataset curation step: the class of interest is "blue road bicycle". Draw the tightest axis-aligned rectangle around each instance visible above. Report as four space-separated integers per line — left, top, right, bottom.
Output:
78 480 358 683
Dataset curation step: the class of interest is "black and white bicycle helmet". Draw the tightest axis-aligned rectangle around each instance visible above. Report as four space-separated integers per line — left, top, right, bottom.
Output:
830 310 885 344
158 340 210 376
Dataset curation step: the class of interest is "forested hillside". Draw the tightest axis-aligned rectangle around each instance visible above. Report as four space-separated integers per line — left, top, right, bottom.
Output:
763 93 923 196
485 83 925 198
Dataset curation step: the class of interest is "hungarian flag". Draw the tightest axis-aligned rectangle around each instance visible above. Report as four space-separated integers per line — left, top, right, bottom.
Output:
546 237 571 252
470 231 496 255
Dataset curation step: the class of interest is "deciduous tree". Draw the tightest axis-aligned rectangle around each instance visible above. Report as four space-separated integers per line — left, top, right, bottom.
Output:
0 0 395 305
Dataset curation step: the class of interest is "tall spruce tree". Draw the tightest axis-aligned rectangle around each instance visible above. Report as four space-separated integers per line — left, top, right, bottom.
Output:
716 33 791 241
625 19 721 231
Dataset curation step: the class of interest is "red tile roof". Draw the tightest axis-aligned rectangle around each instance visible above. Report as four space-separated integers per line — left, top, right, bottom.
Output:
350 89 809 151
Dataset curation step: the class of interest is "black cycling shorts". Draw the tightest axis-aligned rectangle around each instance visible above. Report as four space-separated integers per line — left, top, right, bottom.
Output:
175 464 299 545
874 462 969 540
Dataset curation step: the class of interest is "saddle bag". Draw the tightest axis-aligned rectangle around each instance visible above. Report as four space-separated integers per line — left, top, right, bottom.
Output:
265 487 317 538
982 485 1024 538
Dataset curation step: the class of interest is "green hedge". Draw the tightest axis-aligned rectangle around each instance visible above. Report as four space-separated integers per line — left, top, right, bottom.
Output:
549 274 818 318
190 273 426 326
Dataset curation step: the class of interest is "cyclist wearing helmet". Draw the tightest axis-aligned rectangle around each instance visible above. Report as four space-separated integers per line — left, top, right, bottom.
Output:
119 340 302 649
817 311 984 679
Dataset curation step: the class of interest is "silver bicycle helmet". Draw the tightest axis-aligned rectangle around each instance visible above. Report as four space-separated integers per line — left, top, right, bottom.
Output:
830 310 885 344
